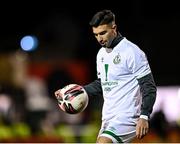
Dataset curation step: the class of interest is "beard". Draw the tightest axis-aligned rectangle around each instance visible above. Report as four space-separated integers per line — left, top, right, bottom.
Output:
100 40 111 48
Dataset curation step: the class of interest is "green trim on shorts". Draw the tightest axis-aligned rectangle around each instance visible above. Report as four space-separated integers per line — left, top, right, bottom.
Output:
102 130 123 143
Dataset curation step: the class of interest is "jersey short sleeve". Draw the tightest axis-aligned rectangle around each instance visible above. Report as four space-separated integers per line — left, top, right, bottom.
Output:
127 44 151 79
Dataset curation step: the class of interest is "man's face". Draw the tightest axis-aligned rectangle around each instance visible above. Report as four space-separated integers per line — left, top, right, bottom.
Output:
92 23 117 48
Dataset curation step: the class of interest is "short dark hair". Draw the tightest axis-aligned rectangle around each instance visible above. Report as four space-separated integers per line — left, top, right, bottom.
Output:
89 9 115 27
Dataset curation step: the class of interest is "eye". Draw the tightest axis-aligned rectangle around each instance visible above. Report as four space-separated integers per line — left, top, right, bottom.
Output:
94 31 107 37
94 33 98 37
99 31 107 35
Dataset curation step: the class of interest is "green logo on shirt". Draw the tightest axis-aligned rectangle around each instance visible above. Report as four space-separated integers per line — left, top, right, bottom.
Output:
105 64 108 81
113 53 121 64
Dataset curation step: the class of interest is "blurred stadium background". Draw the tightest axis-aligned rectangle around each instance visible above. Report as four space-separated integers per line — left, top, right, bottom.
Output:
0 0 180 143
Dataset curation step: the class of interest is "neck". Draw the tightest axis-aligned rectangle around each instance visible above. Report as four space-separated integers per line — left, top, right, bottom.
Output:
109 32 123 48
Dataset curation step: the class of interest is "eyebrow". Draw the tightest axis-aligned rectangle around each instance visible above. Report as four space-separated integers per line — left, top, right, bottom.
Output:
94 30 107 36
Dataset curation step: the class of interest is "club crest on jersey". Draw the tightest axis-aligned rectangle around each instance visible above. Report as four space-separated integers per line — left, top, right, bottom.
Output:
113 53 121 64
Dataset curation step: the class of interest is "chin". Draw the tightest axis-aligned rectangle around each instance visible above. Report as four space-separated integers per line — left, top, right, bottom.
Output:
101 44 106 47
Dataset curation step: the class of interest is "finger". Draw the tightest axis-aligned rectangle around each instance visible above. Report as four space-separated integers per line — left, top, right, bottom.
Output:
140 128 148 139
138 127 145 139
54 92 59 97
144 127 149 135
55 89 61 96
142 128 146 136
139 127 143 139
136 126 141 139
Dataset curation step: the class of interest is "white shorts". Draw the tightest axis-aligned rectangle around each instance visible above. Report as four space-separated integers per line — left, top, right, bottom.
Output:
98 120 136 143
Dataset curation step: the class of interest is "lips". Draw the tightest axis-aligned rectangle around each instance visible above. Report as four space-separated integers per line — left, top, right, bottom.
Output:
100 41 106 46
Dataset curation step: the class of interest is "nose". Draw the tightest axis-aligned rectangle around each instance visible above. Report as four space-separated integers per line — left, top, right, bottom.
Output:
97 35 103 42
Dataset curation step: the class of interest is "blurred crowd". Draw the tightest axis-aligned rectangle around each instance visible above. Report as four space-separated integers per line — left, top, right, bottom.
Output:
0 50 180 143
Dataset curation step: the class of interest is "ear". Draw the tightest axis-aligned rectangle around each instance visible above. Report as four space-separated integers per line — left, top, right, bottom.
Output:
112 24 117 30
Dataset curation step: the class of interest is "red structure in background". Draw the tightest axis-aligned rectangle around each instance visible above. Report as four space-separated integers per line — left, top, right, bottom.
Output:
27 60 90 85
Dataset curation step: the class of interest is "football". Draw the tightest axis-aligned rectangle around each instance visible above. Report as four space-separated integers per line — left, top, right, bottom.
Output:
55 84 89 114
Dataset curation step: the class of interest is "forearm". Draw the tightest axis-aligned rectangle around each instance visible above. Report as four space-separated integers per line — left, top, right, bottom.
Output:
138 73 157 118
83 78 103 97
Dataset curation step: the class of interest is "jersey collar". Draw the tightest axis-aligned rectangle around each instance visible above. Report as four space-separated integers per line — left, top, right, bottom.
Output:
110 32 124 49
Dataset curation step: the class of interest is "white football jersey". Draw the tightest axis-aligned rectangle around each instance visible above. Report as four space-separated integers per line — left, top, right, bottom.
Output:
96 38 151 133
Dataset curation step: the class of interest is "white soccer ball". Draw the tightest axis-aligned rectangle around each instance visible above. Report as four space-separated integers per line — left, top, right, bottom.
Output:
56 84 89 114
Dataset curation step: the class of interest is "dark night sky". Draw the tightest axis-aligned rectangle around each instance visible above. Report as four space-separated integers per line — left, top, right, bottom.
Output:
0 1 180 86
